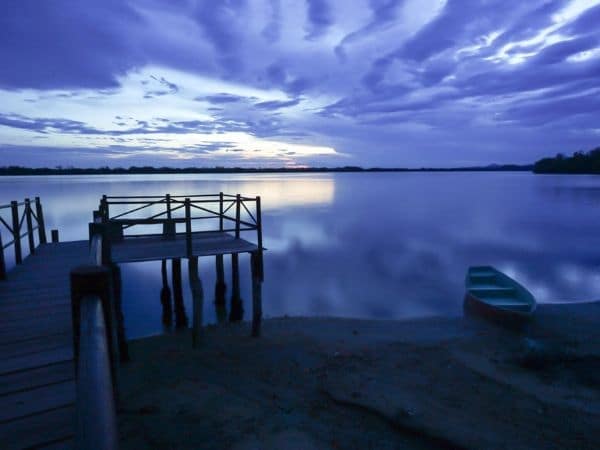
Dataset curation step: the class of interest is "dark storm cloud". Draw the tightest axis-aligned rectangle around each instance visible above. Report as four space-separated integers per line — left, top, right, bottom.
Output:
304 0 334 40
0 0 145 89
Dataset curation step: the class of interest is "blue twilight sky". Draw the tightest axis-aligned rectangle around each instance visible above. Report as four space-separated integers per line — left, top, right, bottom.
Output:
1 0 599 168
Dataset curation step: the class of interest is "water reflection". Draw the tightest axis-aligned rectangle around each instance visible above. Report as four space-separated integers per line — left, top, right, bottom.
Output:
1 172 600 338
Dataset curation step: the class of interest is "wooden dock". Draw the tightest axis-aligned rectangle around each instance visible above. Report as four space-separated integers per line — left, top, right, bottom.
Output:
0 193 264 449
0 241 90 449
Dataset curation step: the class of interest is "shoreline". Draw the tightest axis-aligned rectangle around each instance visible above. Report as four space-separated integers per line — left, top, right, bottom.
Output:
118 302 599 449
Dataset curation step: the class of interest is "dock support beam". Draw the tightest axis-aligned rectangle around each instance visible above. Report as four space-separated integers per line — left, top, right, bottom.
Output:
251 252 262 337
51 229 59 243
229 253 243 322
189 257 204 348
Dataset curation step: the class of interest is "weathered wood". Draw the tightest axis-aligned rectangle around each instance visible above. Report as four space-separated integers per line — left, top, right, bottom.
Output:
70 265 119 401
35 197 47 244
251 252 262 337
185 198 192 257
235 194 241 238
25 198 35 255
229 253 243 322
172 258 188 328
0 380 74 422
256 196 264 282
75 295 118 450
110 231 258 263
11 200 22 264
0 361 73 396
188 257 204 348
51 229 59 243
0 405 75 450
219 191 224 231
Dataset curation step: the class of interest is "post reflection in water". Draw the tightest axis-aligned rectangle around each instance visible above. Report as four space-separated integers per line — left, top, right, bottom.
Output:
171 258 188 329
2 172 600 339
160 259 173 330
229 253 244 322
214 255 228 324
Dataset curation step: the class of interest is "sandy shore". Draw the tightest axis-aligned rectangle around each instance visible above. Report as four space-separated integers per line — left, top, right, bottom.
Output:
118 303 599 449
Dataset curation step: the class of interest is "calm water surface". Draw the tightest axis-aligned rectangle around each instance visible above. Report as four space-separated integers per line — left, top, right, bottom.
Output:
1 172 599 338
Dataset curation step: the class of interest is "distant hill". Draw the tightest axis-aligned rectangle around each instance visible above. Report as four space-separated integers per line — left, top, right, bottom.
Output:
534 147 600 174
0 164 532 176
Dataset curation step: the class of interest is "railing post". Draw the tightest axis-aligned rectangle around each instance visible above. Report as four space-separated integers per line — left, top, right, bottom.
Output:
10 201 22 264
35 197 47 244
185 197 192 257
166 193 172 220
51 229 59 243
101 195 109 221
235 194 241 239
70 265 119 400
256 196 263 281
251 252 262 337
0 233 6 280
219 192 224 231
25 198 35 255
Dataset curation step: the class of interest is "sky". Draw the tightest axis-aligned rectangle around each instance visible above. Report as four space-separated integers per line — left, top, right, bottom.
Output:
1 0 599 168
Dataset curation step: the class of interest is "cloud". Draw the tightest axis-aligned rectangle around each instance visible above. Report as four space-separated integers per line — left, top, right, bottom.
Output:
304 0 334 40
1 0 600 168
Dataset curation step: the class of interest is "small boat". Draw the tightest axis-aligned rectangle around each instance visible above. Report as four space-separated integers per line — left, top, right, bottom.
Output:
464 266 536 324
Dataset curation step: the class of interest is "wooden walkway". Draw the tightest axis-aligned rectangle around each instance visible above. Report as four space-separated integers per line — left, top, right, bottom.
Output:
0 232 260 449
112 231 259 263
0 241 90 449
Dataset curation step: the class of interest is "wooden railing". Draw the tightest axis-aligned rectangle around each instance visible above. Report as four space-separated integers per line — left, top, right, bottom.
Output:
0 197 50 280
70 219 119 450
97 193 262 260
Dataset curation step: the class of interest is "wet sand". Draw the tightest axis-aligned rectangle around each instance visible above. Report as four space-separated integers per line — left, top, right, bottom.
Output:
118 302 599 449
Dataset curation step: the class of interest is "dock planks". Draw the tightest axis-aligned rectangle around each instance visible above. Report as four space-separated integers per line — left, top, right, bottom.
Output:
0 230 259 448
0 241 88 449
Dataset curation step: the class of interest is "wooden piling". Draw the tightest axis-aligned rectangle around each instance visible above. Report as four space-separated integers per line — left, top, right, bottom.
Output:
25 198 35 255
229 253 243 321
188 256 204 348
251 252 263 337
11 201 22 264
70 265 119 400
172 258 188 328
35 197 47 244
51 229 59 243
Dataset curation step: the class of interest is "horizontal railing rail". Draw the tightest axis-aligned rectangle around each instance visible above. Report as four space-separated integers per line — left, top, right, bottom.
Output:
0 197 48 280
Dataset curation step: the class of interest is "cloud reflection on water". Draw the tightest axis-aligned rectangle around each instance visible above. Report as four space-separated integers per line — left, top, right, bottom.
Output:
1 172 599 338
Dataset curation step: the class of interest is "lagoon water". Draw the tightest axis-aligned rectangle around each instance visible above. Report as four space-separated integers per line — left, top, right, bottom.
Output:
1 172 599 338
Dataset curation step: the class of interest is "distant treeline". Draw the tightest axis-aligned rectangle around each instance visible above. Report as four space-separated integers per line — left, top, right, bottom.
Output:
0 164 532 176
534 147 600 174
